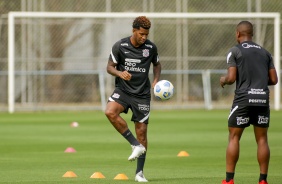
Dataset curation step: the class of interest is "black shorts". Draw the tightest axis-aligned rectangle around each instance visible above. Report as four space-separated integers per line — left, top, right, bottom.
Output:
228 105 270 128
108 88 150 124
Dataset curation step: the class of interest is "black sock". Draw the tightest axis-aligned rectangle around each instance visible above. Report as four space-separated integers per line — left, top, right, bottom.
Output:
259 174 267 182
136 153 146 174
122 129 139 146
226 172 234 182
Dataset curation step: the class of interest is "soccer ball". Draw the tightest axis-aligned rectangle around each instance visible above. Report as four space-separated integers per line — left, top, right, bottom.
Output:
153 80 174 100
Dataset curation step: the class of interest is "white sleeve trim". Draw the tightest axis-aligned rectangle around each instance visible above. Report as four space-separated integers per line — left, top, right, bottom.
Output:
111 51 118 64
226 52 232 64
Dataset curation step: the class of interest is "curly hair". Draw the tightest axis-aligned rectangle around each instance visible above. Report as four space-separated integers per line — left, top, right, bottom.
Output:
132 16 151 29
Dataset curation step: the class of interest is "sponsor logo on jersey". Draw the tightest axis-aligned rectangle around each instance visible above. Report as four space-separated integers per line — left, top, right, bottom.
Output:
125 66 146 72
138 104 150 111
236 117 249 125
248 88 266 95
249 99 267 104
112 93 120 99
142 49 149 57
242 43 261 49
125 58 141 63
124 51 130 54
145 44 153 48
121 43 128 46
258 115 269 124
125 58 146 72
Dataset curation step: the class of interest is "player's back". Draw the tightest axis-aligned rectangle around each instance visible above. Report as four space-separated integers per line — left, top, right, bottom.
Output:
236 41 270 89
233 41 272 106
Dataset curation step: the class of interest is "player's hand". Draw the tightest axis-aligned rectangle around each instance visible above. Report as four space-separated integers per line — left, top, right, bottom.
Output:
151 81 157 89
119 71 132 81
220 77 226 88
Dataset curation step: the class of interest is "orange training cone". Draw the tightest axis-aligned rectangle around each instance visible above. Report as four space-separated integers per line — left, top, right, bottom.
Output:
90 172 106 179
177 151 190 157
114 173 129 180
62 171 77 177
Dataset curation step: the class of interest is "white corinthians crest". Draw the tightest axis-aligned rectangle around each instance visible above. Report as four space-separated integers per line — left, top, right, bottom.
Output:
142 49 149 57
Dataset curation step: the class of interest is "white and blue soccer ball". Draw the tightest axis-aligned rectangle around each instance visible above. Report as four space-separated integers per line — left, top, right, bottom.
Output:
153 80 174 100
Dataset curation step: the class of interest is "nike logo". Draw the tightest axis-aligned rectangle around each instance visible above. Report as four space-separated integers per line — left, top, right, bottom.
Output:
124 51 130 54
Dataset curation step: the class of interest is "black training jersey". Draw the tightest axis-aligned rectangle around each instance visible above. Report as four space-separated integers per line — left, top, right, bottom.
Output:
109 36 159 98
226 41 275 106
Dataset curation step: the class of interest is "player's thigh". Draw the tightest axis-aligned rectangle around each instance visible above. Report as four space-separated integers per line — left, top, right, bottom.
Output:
105 101 124 116
228 105 251 128
130 97 150 124
228 127 245 140
253 126 268 143
106 88 130 114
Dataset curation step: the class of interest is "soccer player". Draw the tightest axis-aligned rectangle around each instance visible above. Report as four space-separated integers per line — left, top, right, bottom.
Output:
105 16 161 182
220 21 278 184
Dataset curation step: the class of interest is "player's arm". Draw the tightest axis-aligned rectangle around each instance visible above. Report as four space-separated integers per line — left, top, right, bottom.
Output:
220 47 238 88
268 68 278 85
268 56 278 85
152 62 161 88
220 66 236 88
107 41 131 81
106 60 131 81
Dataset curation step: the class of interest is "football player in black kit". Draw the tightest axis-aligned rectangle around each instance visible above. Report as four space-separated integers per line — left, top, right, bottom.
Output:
105 16 161 182
220 21 278 184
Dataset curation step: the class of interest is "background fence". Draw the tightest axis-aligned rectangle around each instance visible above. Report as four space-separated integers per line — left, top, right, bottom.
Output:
0 0 281 112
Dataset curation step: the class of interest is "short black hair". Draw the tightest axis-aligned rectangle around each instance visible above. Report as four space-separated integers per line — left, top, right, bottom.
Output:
237 21 253 36
132 16 151 29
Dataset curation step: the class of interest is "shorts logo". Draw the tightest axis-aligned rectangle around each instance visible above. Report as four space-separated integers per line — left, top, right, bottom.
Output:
138 104 150 111
112 93 120 99
142 49 149 57
236 117 249 125
258 116 269 124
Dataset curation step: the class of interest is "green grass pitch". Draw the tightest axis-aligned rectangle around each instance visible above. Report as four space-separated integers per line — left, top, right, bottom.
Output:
0 109 281 184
